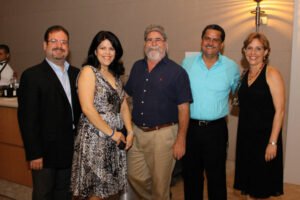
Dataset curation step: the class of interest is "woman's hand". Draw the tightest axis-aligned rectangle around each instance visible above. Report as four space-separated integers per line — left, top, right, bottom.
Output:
265 143 277 162
111 131 126 145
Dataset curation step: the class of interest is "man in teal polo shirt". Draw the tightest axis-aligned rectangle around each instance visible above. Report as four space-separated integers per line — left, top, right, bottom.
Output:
182 24 240 200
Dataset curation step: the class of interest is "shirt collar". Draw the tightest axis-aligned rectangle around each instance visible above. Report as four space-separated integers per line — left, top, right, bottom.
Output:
143 55 169 66
199 52 223 69
0 61 7 65
46 58 70 73
160 55 169 64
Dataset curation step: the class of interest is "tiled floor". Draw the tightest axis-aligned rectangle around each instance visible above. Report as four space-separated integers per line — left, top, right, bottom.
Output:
1 161 300 200
170 161 300 200
0 179 31 200
0 194 14 200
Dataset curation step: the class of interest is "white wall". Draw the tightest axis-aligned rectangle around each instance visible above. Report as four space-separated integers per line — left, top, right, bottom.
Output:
284 0 300 185
0 0 294 162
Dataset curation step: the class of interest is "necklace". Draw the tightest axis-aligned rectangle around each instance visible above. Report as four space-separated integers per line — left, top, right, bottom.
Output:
100 67 109 73
248 64 264 82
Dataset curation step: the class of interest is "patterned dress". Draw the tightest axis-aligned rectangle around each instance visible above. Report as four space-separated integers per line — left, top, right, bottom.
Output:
71 66 127 199
234 65 283 198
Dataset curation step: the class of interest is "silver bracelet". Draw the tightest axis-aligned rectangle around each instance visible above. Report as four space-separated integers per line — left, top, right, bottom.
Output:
268 141 277 146
108 129 115 138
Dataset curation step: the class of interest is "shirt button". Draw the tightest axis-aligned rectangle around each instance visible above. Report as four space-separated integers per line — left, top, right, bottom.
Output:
143 123 146 126
146 78 149 82
141 101 144 104
144 89 147 92
140 112 144 115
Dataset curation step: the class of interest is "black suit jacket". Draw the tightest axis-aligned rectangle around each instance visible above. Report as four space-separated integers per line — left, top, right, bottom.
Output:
17 60 81 168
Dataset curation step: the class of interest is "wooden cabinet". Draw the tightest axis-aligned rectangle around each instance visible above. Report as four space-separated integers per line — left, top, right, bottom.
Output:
0 106 32 187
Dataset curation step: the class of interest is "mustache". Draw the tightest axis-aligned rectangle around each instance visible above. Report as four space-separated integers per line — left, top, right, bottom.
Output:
145 46 161 54
52 47 65 52
146 46 160 51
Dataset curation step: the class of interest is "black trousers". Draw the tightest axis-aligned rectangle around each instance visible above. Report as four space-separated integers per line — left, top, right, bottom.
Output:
32 168 72 200
183 118 228 200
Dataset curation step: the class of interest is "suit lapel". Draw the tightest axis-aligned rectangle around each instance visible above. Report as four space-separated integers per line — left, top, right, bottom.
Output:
42 60 72 109
68 67 78 111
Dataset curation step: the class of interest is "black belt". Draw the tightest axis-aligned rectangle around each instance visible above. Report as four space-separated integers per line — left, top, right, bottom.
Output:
190 117 225 127
137 122 177 132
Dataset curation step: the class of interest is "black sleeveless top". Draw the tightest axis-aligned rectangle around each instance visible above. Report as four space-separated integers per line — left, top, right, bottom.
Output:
234 64 283 198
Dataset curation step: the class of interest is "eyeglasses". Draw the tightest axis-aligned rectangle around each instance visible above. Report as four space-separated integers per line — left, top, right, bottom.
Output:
145 38 164 43
48 39 69 45
203 36 222 43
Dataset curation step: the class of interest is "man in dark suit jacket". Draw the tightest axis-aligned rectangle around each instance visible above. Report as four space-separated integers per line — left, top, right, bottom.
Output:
18 25 81 200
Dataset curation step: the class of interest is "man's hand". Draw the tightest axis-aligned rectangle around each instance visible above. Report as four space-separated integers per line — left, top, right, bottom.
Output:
173 102 190 160
29 158 43 170
173 136 186 160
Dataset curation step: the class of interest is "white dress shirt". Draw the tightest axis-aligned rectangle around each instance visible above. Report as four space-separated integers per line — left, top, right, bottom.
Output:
0 62 14 86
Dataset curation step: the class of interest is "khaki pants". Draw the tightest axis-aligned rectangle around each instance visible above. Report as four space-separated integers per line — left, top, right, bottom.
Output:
127 124 178 200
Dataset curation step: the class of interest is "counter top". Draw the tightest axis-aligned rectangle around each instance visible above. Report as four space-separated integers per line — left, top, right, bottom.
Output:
0 97 18 108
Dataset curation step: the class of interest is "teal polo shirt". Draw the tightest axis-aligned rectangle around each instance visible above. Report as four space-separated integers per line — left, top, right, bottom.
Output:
182 52 240 120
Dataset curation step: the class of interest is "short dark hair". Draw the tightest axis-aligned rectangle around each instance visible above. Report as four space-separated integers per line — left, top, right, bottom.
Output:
201 24 225 42
0 44 10 54
44 25 69 42
83 31 124 77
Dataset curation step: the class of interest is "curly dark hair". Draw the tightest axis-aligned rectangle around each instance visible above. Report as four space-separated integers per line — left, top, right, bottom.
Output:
83 31 124 77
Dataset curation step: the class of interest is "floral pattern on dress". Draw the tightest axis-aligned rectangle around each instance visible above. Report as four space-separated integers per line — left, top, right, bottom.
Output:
71 66 126 199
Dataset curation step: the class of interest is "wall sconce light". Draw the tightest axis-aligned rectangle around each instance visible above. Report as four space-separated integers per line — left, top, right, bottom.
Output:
251 0 267 32
260 14 268 25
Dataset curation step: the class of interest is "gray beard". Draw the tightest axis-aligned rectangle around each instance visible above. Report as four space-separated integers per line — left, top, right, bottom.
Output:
146 50 165 61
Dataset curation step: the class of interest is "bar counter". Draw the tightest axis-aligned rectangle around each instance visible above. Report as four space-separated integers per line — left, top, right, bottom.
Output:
0 97 18 108
0 97 32 186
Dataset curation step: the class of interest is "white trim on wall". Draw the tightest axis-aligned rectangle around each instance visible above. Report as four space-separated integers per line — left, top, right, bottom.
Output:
284 0 300 185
